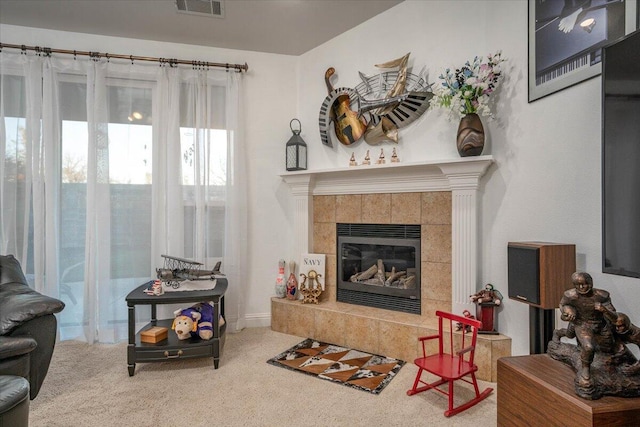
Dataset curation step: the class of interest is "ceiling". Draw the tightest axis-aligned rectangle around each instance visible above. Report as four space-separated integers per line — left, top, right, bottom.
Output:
0 0 403 55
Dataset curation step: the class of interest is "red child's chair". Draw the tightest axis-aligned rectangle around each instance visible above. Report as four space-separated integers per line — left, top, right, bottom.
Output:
406 310 493 417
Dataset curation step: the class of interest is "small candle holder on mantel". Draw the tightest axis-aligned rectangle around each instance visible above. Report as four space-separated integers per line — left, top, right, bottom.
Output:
391 148 399 163
299 270 323 304
349 152 357 167
362 150 371 165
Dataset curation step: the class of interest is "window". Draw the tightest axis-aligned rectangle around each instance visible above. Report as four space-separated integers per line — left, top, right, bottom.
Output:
1 59 236 342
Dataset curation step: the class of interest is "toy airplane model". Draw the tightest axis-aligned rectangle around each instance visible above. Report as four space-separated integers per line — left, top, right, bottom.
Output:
156 254 222 289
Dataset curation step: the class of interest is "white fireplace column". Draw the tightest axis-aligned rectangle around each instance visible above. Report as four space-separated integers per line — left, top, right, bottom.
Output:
281 157 494 314
439 161 492 315
281 174 314 256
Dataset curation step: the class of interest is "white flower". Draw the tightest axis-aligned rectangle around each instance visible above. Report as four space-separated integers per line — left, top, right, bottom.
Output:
431 51 506 120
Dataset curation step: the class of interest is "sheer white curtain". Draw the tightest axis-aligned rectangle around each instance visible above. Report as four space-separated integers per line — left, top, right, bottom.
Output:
0 53 38 268
84 60 115 343
0 52 61 297
152 66 247 332
223 72 247 332
0 49 246 342
151 67 183 261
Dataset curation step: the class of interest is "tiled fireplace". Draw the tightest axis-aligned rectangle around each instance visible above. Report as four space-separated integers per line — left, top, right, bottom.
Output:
273 157 511 382
312 191 453 313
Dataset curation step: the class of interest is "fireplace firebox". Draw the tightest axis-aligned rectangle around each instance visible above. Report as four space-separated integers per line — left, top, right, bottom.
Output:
337 223 421 314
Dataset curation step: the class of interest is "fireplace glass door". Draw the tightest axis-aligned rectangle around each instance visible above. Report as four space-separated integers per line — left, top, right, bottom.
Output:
337 223 421 314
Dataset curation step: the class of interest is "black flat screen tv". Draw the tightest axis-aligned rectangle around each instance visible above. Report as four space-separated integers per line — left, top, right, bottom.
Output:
602 28 640 279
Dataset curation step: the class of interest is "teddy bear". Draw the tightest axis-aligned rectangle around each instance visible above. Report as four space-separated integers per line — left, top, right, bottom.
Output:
455 309 475 332
469 283 503 305
172 302 215 340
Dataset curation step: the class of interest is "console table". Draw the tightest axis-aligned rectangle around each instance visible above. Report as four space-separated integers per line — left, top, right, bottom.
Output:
126 278 227 376
497 354 640 426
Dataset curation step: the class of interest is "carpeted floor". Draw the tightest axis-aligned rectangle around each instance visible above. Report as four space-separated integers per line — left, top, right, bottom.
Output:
267 338 404 394
30 327 498 427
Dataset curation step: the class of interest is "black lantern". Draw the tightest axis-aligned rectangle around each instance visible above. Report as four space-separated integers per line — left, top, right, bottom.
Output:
285 118 307 171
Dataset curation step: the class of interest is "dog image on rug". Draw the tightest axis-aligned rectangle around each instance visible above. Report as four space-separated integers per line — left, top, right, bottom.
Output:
267 339 404 394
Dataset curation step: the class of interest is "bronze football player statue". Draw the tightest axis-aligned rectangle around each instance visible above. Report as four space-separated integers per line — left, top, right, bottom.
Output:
549 271 640 399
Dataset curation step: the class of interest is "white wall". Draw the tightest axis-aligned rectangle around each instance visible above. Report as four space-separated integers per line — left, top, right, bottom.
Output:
296 0 640 356
4 0 640 357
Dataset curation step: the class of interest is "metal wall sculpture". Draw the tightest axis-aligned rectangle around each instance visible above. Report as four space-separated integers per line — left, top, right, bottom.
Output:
319 53 432 148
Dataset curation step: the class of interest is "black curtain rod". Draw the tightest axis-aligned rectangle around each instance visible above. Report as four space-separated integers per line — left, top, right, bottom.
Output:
0 42 248 72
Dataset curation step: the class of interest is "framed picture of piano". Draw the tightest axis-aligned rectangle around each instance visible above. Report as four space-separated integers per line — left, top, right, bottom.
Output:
528 0 638 102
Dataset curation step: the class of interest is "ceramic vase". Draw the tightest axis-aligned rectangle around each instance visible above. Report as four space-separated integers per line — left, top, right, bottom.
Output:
275 259 286 298
456 113 485 157
286 260 298 300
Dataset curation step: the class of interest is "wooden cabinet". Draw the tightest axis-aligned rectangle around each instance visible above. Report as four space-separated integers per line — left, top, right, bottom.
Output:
498 355 640 427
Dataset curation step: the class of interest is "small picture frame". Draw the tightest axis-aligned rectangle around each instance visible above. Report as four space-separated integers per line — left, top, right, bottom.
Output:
528 0 637 102
299 253 326 290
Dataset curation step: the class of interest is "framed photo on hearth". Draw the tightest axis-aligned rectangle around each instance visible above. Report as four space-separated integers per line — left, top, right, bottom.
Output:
299 253 325 290
528 0 638 102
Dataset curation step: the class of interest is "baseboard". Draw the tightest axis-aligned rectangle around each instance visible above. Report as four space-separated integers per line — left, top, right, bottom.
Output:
245 312 271 328
226 312 271 332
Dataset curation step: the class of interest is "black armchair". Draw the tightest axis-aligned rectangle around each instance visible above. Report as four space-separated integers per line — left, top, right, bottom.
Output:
0 254 65 399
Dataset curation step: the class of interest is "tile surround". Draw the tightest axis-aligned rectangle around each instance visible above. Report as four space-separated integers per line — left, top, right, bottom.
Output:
361 193 391 223
391 192 421 224
313 191 454 314
335 194 362 223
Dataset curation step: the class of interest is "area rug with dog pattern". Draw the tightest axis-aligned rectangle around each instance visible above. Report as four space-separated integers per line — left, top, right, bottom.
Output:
267 338 405 395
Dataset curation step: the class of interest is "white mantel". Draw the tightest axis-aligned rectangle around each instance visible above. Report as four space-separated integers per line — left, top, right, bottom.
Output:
280 155 494 314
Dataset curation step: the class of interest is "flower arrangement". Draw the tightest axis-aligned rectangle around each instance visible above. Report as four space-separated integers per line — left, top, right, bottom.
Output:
431 51 505 120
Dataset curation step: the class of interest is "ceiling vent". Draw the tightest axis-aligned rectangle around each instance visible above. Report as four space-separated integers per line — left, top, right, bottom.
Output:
175 0 224 18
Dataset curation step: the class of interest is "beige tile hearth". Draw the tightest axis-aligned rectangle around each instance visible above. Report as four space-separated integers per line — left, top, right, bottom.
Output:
313 308 348 345
344 315 379 354
271 297 510 381
379 320 419 364
284 300 314 338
